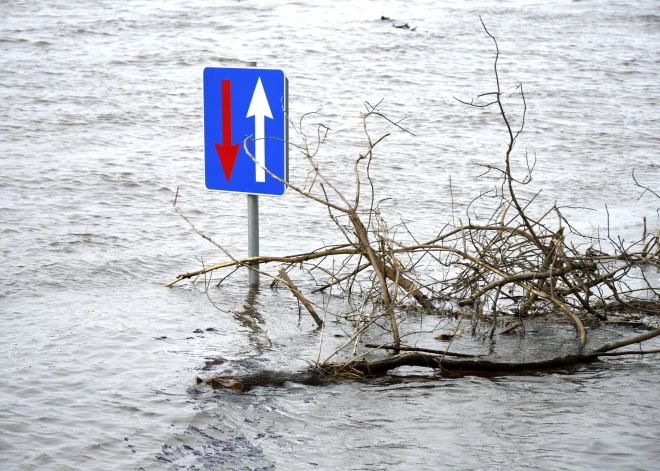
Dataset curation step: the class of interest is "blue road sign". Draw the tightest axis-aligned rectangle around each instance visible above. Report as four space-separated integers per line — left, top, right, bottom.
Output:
203 67 288 196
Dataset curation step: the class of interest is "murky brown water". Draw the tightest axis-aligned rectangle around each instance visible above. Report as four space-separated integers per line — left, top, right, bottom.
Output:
2 0 659 469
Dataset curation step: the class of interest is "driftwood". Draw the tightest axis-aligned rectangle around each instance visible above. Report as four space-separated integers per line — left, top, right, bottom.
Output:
203 327 660 391
340 348 660 377
334 326 660 376
203 347 660 390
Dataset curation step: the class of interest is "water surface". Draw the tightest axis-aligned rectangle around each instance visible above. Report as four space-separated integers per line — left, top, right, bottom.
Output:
1 0 660 469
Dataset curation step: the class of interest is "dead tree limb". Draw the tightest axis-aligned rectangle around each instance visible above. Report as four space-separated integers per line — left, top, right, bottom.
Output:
458 265 582 306
166 247 356 287
364 344 478 358
278 267 324 328
592 326 660 353
337 352 591 376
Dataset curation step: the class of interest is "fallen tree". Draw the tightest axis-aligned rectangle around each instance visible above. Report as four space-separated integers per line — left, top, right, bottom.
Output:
201 326 660 391
173 19 660 386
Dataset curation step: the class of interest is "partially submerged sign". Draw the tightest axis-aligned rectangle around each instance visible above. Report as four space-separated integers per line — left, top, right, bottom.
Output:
203 67 288 196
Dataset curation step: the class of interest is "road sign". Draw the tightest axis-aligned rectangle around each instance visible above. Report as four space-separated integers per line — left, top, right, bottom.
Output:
203 67 288 196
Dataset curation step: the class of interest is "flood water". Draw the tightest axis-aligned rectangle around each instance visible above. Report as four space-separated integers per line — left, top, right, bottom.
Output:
2 0 660 469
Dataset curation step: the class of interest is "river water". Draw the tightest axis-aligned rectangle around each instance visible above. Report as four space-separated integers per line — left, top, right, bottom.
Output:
2 0 660 469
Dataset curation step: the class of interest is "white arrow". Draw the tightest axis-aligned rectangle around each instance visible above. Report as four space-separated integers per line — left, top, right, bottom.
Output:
246 77 273 183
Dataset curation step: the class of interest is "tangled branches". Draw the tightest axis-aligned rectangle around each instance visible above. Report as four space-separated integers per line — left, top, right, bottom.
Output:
171 20 660 379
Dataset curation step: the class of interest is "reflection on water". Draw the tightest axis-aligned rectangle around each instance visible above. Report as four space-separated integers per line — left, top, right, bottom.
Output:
234 286 272 355
235 286 265 333
1 0 660 469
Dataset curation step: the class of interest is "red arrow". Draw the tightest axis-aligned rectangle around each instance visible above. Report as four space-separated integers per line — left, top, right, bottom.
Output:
214 80 240 182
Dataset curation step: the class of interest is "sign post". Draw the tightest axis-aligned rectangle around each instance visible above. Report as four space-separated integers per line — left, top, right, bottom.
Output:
247 193 259 285
246 62 259 287
203 66 288 286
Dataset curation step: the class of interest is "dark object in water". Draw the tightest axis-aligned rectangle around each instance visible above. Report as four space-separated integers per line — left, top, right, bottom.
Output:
199 369 330 391
201 358 226 371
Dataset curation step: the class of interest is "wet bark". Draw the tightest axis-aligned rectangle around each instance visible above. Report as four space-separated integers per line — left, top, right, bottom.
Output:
199 370 331 392
201 327 660 390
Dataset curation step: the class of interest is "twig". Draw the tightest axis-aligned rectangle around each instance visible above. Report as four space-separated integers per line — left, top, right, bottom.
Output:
591 348 660 357
499 322 523 335
364 344 478 358
278 267 324 328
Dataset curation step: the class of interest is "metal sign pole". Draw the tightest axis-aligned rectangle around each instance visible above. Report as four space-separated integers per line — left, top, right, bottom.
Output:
247 61 259 286
248 194 259 286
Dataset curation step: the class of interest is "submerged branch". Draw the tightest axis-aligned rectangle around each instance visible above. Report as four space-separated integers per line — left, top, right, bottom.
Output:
364 344 478 358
